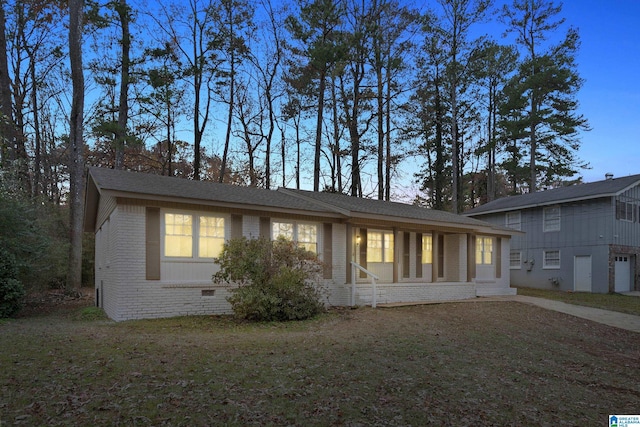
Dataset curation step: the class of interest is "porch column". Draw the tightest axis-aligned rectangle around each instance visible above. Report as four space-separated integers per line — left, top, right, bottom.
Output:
467 234 476 282
393 227 399 283
346 223 353 284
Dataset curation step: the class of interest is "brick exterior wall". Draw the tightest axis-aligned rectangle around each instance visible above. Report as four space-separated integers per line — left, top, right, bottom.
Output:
96 203 514 321
608 244 640 292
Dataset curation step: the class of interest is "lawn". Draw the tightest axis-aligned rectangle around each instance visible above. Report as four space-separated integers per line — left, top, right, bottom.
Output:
517 286 640 316
1 300 639 426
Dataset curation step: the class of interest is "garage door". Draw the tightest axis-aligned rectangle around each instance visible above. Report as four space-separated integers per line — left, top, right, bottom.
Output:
614 256 631 293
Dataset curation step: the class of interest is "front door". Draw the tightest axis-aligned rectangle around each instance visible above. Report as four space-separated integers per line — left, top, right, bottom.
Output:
574 256 592 292
614 255 631 292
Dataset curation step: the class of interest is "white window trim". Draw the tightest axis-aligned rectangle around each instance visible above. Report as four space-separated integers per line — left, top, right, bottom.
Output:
272 220 319 254
162 210 228 261
505 211 521 231
616 200 636 223
543 206 561 232
543 250 561 269
509 250 521 269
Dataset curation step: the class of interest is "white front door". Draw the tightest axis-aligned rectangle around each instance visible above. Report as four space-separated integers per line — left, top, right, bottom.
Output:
574 256 592 292
614 255 631 292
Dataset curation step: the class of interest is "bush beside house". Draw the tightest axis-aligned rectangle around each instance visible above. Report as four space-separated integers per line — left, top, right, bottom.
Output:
213 237 327 321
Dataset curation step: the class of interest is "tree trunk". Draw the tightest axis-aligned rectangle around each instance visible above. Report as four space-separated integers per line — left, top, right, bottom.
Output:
68 0 85 290
115 0 130 170
529 90 537 192
0 1 12 167
313 70 326 192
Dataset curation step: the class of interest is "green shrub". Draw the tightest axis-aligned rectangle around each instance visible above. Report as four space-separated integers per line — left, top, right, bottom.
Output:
213 237 326 321
0 248 25 318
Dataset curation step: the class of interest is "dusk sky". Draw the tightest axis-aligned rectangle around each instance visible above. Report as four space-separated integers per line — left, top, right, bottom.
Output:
391 0 640 199
558 0 640 182
488 0 640 183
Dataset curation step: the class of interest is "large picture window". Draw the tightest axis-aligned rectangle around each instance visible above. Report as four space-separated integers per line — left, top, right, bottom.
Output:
367 231 394 263
164 213 225 258
476 236 493 265
272 221 318 253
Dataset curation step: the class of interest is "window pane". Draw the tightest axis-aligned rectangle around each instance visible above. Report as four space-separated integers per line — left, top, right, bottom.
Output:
199 216 225 258
476 236 493 265
165 214 192 257
200 237 224 258
506 212 521 230
384 233 394 262
273 222 294 240
297 224 317 254
484 238 493 264
509 251 521 268
200 216 224 237
544 206 560 231
367 232 382 262
544 250 560 268
422 234 433 264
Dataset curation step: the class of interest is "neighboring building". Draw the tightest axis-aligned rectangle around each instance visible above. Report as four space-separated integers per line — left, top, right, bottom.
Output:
84 167 516 321
465 174 640 293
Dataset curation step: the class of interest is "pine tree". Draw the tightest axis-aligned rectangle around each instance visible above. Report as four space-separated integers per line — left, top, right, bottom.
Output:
501 0 589 192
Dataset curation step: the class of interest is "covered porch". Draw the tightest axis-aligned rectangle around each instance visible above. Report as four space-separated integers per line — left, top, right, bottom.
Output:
341 223 514 307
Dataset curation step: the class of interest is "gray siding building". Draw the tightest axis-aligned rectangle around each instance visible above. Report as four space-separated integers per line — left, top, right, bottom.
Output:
465 174 640 293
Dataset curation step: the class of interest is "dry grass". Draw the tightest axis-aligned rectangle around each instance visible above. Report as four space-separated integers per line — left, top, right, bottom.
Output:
517 286 640 316
1 300 639 426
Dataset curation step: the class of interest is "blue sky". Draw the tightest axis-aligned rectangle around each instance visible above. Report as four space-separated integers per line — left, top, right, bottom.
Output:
469 0 640 184
394 0 640 199
560 1 640 182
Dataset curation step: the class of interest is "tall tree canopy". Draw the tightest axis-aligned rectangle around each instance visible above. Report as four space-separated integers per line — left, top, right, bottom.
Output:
500 0 589 192
0 0 592 289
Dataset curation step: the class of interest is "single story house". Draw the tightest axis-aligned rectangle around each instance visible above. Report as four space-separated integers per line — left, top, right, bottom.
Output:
464 173 640 293
84 167 516 321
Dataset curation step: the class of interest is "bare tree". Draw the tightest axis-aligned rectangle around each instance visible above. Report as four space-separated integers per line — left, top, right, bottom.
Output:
68 0 85 289
0 0 12 167
114 0 131 169
152 0 221 180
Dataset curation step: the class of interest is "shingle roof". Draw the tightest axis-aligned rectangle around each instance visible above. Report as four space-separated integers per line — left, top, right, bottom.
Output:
87 167 324 212
86 167 511 234
280 188 493 228
464 174 640 216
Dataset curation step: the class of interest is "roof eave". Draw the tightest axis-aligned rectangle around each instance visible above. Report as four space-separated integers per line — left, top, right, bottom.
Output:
101 189 347 220
346 212 517 236
464 193 616 216
83 172 100 232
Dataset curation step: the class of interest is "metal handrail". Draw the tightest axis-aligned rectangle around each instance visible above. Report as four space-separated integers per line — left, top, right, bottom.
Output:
350 261 379 308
